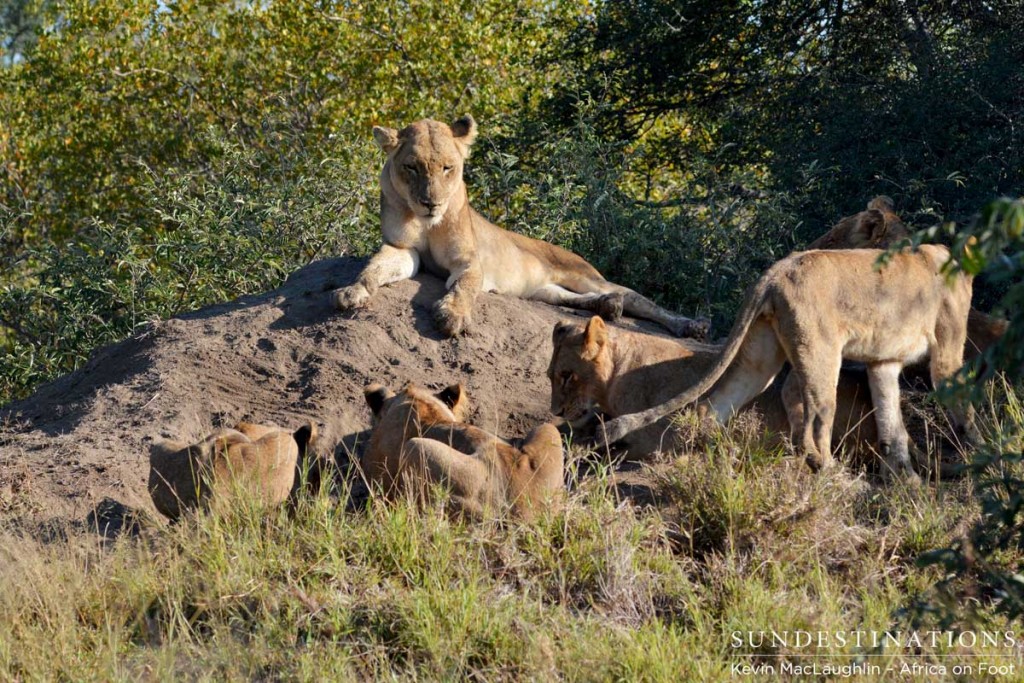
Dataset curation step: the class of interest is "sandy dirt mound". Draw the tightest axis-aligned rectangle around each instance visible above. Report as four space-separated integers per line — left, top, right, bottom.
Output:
0 257 674 536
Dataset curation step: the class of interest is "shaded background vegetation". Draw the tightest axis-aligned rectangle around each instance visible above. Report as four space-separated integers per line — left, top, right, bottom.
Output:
2 0 1021 403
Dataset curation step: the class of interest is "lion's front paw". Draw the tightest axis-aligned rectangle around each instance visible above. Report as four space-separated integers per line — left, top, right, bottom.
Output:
805 452 829 474
433 297 471 336
333 284 370 311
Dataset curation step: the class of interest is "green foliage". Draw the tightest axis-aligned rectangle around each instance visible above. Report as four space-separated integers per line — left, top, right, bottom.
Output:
945 198 1024 382
1 0 585 246
0 132 378 402
914 198 1024 625
543 0 1024 239
0 0 48 65
473 116 802 328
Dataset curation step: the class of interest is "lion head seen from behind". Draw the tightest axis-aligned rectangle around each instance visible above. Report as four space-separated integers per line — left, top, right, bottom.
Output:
808 196 910 250
373 116 478 224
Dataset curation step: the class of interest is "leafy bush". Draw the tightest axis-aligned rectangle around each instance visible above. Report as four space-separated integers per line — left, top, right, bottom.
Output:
473 116 807 329
0 131 378 402
0 0 586 247
915 198 1024 625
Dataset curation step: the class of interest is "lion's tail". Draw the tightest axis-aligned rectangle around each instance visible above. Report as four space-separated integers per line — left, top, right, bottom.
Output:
600 274 774 445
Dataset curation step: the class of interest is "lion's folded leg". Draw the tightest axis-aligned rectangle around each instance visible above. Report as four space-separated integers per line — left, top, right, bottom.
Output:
609 285 709 339
401 437 489 515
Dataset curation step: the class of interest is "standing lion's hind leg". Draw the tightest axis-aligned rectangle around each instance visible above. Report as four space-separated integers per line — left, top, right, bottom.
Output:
866 362 920 485
791 350 841 473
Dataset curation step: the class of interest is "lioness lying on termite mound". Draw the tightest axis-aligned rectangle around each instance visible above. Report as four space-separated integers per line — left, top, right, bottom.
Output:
149 421 318 521
362 382 563 520
599 245 977 483
332 115 708 339
549 316 881 458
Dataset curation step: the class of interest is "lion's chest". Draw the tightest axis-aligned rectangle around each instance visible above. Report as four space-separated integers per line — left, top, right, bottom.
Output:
382 215 429 251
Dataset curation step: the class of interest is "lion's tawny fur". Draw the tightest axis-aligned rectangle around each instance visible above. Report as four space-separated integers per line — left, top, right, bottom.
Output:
332 115 706 338
548 316 878 457
148 421 317 521
600 245 975 482
361 382 563 520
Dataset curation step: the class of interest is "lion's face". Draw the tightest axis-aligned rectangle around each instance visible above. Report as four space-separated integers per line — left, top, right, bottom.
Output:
364 381 470 427
373 116 478 225
547 318 613 421
808 196 910 250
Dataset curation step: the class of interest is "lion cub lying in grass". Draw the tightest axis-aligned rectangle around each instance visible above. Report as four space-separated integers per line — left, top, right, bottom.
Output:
549 316 879 458
149 421 317 521
361 382 563 520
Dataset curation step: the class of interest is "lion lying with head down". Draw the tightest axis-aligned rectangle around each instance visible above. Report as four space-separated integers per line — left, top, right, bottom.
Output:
549 316 881 458
149 421 317 521
332 115 707 339
361 382 563 520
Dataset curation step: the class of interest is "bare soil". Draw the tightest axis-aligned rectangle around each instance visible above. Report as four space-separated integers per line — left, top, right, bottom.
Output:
0 257 673 537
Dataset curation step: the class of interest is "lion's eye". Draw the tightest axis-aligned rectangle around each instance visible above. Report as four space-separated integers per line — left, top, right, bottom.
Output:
404 164 417 174
560 372 574 386
443 165 453 174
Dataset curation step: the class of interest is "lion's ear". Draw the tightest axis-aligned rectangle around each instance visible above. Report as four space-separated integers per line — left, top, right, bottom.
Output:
293 421 318 456
552 320 575 345
450 114 477 157
372 126 400 154
437 383 469 421
364 383 395 418
450 115 477 144
581 316 607 361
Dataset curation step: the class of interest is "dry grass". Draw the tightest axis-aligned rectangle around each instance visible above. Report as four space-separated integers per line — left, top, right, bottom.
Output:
1 412 1022 681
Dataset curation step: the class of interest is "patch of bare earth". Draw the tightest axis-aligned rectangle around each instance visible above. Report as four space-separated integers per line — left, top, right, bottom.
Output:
0 257 677 537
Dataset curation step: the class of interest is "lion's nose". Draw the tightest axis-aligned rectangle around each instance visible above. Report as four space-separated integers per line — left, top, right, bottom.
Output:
420 199 438 210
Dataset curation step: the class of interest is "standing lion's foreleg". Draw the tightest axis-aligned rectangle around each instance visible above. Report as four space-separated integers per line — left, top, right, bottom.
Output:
333 244 420 310
932 308 982 447
435 260 483 336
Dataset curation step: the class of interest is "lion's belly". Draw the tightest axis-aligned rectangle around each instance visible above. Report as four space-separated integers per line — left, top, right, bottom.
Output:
842 328 932 366
476 239 550 295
